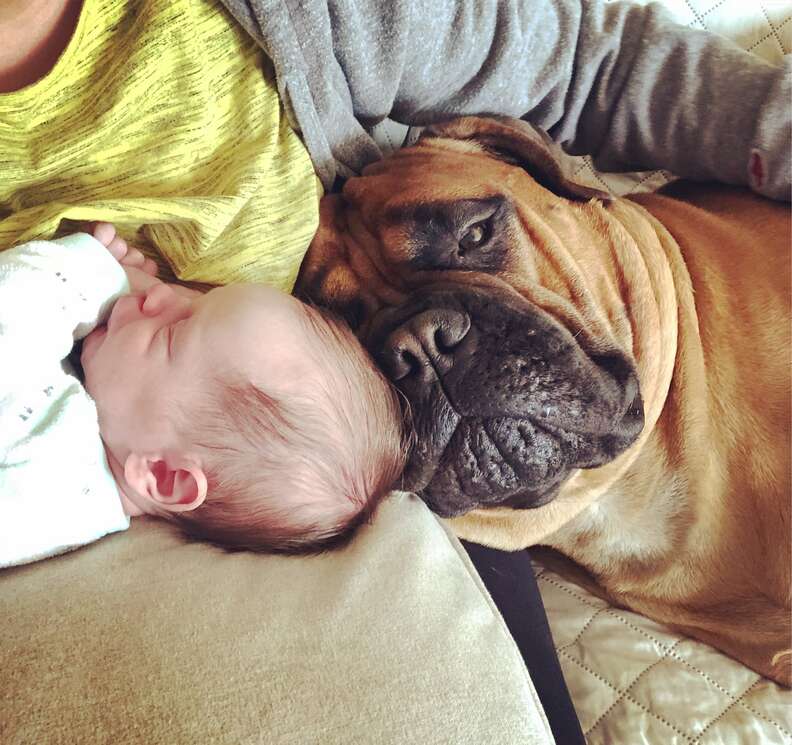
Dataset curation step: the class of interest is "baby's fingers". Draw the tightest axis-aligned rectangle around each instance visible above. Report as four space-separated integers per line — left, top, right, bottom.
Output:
89 221 126 259
120 245 154 272
140 256 159 276
87 222 156 275
90 221 114 244
106 235 129 262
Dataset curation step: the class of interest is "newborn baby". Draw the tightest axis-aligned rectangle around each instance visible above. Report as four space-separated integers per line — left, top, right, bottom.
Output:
0 224 405 567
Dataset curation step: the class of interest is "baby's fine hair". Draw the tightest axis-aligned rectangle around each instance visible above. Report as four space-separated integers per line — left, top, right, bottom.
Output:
164 302 406 554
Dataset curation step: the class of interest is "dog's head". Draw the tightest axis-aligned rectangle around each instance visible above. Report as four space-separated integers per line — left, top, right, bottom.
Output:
297 117 645 518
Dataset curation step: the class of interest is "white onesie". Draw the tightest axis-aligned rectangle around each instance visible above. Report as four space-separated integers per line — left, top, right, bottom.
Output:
0 233 131 568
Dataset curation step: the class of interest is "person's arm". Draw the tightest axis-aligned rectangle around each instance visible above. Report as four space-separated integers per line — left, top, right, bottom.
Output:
222 0 789 200
0 233 129 380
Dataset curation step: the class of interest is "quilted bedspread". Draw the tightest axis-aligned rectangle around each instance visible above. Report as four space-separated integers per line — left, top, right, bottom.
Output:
537 7 792 743
535 562 792 744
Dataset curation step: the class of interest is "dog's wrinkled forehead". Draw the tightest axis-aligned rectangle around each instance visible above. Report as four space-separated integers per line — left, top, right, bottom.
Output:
295 116 608 325
346 116 606 212
419 117 609 201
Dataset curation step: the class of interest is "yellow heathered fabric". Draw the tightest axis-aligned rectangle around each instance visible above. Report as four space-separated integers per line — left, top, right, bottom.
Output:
0 0 320 291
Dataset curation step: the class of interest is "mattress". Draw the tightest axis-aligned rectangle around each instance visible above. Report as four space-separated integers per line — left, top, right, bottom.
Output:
537 7 791 742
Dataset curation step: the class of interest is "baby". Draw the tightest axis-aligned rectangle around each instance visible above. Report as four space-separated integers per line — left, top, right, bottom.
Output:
0 224 406 568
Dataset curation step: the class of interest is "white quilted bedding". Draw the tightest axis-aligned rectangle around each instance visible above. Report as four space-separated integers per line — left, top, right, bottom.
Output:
537 6 792 743
535 562 792 744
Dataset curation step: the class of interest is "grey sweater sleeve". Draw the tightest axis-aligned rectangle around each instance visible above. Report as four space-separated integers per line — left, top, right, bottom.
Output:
219 0 791 201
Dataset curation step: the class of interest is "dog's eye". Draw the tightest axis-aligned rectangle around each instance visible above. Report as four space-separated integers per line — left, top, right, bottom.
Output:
404 197 507 272
459 220 490 255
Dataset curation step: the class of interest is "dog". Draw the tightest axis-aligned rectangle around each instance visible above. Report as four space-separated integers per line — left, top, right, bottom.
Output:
296 116 791 685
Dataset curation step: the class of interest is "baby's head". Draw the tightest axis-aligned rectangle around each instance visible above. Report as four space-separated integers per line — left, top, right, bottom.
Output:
81 280 406 553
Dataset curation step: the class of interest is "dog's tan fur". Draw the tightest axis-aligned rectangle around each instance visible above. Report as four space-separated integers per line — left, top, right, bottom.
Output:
298 118 791 685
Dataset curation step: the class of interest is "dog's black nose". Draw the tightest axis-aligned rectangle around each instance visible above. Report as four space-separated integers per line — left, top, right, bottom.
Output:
380 308 471 381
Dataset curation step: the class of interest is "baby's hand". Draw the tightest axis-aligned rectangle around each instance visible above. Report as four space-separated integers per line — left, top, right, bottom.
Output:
89 222 161 294
90 222 159 276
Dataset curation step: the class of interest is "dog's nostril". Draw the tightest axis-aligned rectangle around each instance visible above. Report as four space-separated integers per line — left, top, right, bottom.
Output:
434 326 460 354
380 323 431 381
412 309 471 355
391 347 420 381
379 308 471 384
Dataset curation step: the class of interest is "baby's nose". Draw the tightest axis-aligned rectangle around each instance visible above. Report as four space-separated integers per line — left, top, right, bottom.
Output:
141 282 189 318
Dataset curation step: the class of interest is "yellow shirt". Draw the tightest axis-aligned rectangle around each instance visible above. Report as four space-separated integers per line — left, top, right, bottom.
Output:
0 0 320 290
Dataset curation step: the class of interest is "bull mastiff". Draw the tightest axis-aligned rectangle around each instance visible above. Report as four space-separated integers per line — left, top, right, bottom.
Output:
296 116 791 685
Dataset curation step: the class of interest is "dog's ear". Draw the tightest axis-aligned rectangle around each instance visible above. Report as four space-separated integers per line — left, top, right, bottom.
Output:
420 116 611 202
295 195 369 330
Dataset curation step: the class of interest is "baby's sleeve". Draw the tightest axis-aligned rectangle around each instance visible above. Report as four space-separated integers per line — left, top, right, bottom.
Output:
0 234 130 377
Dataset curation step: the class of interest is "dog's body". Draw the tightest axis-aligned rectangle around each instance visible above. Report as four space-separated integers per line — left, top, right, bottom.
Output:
297 118 791 685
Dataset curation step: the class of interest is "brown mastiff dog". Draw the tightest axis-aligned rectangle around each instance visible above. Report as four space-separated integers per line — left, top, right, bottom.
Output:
296 116 791 686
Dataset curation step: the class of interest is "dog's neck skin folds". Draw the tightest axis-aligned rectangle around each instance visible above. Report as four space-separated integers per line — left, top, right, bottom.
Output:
450 192 680 559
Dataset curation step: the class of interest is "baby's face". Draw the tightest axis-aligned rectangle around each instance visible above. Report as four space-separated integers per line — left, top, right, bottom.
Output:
82 281 316 457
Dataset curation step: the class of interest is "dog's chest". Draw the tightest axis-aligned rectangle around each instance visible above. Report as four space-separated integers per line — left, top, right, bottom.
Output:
550 473 688 575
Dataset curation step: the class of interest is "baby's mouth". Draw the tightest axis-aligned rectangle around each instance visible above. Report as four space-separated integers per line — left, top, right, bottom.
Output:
80 325 107 366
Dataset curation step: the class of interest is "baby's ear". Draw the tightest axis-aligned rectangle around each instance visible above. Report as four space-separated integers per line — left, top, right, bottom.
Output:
124 453 207 513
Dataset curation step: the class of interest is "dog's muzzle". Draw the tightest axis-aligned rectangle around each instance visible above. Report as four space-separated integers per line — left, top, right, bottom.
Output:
366 286 645 517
